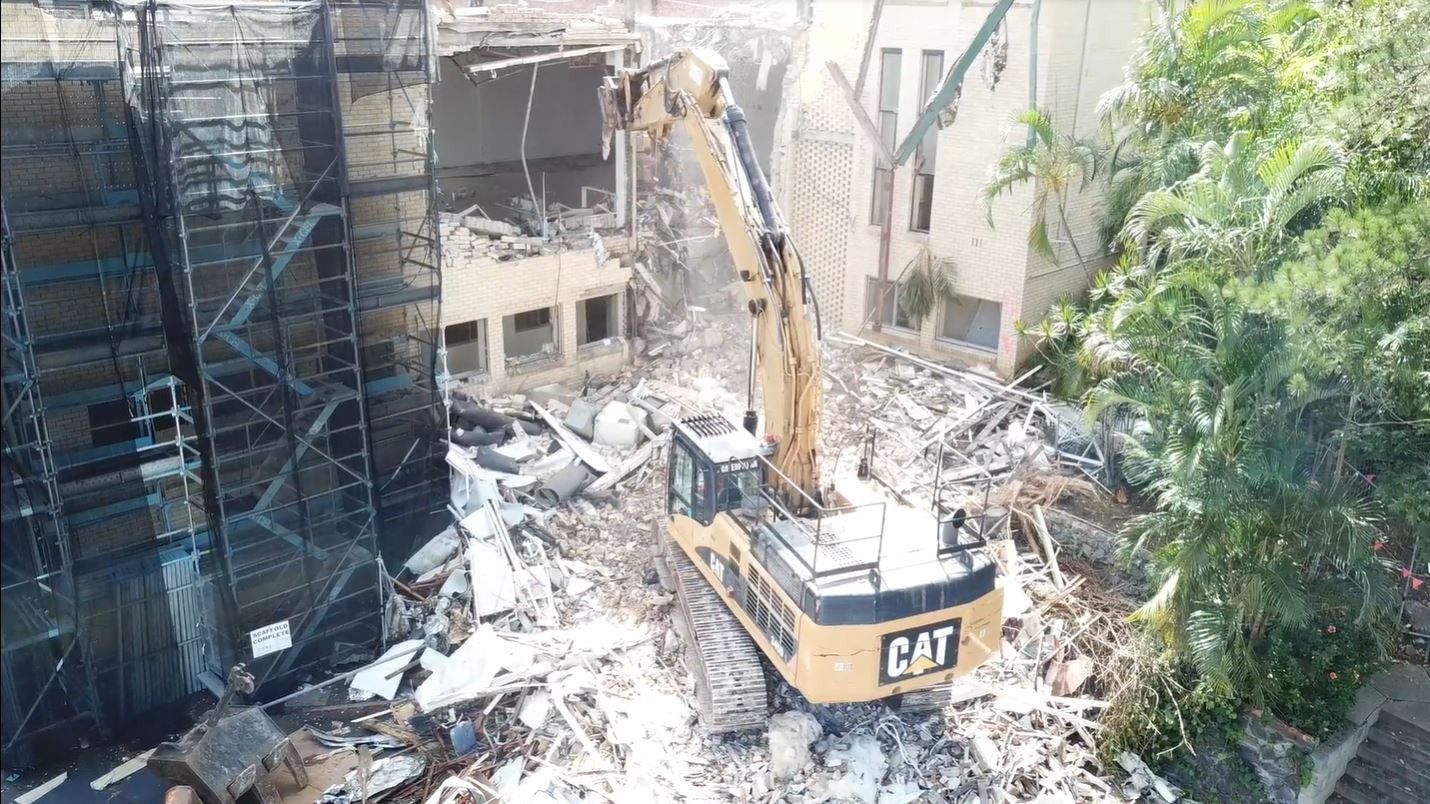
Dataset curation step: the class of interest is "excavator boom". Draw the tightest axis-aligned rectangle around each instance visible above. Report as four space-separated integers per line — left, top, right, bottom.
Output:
602 50 1003 728
601 49 822 502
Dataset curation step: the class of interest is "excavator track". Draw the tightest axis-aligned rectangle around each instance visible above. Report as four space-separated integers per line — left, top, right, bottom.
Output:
655 530 768 733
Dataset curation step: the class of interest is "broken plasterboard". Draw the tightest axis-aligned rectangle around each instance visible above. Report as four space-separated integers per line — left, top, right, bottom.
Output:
415 624 503 711
468 533 517 616
350 639 425 700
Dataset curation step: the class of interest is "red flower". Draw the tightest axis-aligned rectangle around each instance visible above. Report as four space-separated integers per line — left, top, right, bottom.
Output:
1328 672 1339 681
1326 625 1338 634
1372 540 1386 552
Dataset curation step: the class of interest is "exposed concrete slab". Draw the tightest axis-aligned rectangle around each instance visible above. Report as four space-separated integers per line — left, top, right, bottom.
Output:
1369 663 1430 704
1383 700 1430 727
1346 684 1388 728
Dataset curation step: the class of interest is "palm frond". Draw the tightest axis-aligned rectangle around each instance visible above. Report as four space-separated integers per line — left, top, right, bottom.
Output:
1015 107 1056 148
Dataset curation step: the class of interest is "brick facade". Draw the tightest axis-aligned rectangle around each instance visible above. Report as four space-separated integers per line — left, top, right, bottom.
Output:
779 0 1148 377
443 247 632 394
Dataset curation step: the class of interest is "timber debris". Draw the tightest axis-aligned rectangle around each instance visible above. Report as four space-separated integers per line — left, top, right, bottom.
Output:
126 313 1155 802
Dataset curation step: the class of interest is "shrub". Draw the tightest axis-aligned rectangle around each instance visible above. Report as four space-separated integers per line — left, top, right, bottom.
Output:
1261 617 1389 737
1100 651 1240 764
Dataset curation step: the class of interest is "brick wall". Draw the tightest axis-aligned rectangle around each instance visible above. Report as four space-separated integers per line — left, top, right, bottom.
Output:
784 0 1148 377
443 246 632 394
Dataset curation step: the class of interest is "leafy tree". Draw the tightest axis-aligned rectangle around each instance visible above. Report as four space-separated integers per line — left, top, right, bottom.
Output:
981 109 1103 282
988 0 1430 734
1120 133 1346 272
1248 199 1430 529
1085 271 1392 696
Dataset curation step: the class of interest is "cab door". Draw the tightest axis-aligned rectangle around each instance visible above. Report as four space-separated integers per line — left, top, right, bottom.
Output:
668 438 714 525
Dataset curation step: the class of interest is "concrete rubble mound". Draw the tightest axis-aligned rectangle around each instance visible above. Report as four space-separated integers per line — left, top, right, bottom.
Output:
111 312 1161 803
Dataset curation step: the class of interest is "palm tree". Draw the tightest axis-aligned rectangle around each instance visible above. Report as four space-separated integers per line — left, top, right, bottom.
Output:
1084 269 1391 698
897 246 954 326
1120 133 1345 272
982 109 1103 284
1095 0 1328 248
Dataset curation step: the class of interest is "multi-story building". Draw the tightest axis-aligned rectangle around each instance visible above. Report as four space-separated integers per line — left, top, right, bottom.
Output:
779 0 1149 376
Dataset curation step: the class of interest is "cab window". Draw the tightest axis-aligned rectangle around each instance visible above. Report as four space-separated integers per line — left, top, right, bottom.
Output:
670 442 695 517
715 468 761 513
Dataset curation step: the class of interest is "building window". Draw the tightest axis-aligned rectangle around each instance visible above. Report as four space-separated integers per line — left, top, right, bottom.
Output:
445 319 488 376
870 48 901 225
910 50 944 232
577 293 618 346
88 399 141 448
938 295 1002 351
864 277 914 331
512 307 551 332
503 305 558 363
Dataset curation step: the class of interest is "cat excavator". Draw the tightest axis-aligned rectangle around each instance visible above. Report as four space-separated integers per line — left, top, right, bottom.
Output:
599 50 1004 732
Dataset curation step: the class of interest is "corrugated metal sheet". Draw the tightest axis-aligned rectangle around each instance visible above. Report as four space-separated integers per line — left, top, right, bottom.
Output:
79 545 209 720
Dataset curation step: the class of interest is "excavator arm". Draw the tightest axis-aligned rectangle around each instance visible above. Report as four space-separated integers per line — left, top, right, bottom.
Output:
600 49 823 501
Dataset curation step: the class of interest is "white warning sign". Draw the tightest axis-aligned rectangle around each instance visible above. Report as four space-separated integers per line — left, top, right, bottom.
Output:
249 619 292 658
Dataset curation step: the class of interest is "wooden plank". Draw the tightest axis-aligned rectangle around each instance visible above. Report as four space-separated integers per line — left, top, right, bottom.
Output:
852 0 887 98
15 773 66 804
465 44 627 75
1031 504 1066 589
90 750 155 790
825 63 893 168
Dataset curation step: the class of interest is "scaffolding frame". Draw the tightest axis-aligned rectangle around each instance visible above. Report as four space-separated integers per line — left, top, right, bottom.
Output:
1 0 444 763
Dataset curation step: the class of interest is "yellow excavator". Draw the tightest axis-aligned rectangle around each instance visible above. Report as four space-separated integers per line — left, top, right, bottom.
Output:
600 50 1004 731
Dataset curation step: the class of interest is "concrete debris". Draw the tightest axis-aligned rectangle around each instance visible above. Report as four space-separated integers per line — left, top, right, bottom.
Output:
134 310 1144 803
822 733 886 803
768 710 823 780
1117 751 1184 802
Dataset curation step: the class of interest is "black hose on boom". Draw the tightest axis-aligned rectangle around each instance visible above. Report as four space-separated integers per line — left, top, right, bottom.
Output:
720 79 779 234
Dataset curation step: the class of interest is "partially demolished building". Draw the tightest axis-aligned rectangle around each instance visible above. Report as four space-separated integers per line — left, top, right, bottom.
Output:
0 0 797 765
1 0 445 763
432 5 638 394
779 0 1147 376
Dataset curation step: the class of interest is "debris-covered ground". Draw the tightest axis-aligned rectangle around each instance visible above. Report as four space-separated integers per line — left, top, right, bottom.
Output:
250 301 1189 804
85 304 1183 804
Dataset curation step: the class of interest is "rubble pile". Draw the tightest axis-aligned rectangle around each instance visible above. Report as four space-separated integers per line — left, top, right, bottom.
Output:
434 2 632 42
437 196 618 264
197 311 1169 802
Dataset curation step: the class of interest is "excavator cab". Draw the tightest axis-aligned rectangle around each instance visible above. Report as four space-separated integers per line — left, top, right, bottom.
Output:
660 413 1003 721
667 414 766 526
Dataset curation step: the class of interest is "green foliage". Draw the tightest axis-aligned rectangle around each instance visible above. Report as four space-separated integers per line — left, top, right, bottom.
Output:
987 0 1428 731
981 109 1104 281
1317 0 1430 201
896 247 954 326
1248 200 1430 529
1263 617 1390 737
1084 272 1393 697
1100 650 1240 763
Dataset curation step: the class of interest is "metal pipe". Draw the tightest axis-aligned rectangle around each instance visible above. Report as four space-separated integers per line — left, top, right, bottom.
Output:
474 447 520 475
743 311 759 435
450 427 504 448
534 463 592 508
